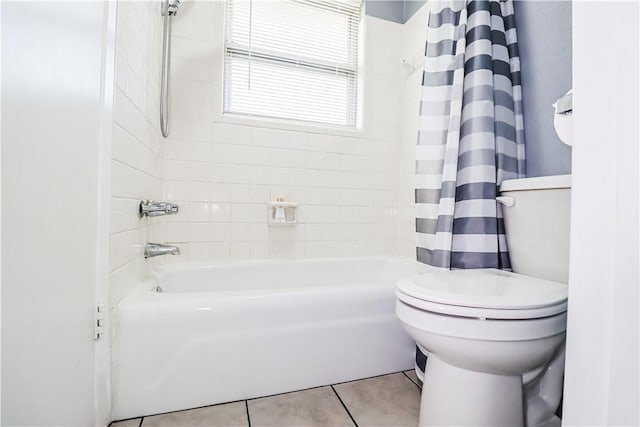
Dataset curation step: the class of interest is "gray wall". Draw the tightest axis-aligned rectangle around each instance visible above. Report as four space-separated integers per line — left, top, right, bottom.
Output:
367 0 573 178
365 1 405 23
365 0 425 23
514 0 573 177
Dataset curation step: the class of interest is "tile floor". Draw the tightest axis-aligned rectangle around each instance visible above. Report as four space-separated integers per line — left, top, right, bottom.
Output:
112 371 423 427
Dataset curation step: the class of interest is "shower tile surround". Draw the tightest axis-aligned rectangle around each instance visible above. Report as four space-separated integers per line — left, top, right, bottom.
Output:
110 371 422 427
108 0 424 304
110 0 165 305
396 4 430 259
160 1 408 265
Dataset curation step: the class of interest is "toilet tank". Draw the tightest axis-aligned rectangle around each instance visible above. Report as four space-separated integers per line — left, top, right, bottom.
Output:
499 175 571 283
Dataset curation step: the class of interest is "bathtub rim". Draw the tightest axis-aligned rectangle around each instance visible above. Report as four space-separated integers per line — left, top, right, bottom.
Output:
151 255 416 277
118 255 418 306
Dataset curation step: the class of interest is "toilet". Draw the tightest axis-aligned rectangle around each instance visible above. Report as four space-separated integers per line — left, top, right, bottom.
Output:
396 174 571 427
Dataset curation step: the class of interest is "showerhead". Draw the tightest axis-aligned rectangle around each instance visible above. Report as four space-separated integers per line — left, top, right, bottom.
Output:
162 0 181 16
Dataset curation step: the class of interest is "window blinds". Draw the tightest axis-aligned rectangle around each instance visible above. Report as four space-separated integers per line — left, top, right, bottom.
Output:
224 0 361 127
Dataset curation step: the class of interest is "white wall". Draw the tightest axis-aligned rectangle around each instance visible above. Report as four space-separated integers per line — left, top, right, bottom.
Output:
96 3 118 424
397 2 429 258
563 1 639 425
160 1 405 262
1 1 114 425
110 0 165 306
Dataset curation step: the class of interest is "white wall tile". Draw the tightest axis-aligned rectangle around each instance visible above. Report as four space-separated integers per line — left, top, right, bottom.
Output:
304 241 323 258
231 204 266 223
111 161 160 200
110 228 144 272
210 203 232 222
210 242 230 259
184 202 211 222
110 0 165 304
251 242 269 259
110 258 144 306
188 242 210 262
230 242 252 259
164 222 190 242
210 223 232 241
111 197 143 235
110 0 420 287
210 183 233 202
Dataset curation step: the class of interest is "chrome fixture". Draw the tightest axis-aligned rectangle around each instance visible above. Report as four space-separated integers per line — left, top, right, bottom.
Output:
162 0 180 16
144 242 181 258
139 200 179 218
160 0 181 137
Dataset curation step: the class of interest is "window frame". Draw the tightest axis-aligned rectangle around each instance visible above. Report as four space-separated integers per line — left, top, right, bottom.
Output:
222 0 362 130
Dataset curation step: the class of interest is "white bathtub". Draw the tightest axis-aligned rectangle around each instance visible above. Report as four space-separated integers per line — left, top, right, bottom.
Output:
112 256 417 419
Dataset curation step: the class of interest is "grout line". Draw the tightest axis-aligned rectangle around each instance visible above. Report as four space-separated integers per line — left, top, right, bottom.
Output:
127 398 247 419
331 370 408 387
245 370 406 402
109 256 141 276
245 400 251 427
114 371 409 423
108 416 144 427
331 385 359 427
402 371 422 390
246 383 330 402
111 159 161 181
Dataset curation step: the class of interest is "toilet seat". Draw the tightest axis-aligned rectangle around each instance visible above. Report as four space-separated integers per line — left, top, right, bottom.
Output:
396 269 568 320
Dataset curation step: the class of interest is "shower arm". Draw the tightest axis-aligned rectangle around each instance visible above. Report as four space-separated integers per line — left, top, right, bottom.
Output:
160 0 180 138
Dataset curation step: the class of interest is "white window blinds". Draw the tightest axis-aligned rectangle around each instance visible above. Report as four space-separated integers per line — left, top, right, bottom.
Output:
224 0 361 127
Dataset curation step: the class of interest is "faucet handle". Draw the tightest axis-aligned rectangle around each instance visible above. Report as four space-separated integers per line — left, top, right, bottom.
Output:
164 202 179 215
139 200 180 218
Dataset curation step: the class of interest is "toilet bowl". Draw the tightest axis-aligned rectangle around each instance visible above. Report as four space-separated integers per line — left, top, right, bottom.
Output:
399 175 571 427
396 269 567 427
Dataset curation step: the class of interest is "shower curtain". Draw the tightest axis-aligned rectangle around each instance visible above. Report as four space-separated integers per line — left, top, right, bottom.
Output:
414 0 525 375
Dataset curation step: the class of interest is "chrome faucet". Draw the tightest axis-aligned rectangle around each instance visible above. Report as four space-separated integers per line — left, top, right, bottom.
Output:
139 200 179 218
144 242 180 258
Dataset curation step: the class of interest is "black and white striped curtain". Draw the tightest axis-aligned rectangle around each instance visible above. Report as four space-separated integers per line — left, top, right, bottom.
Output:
414 0 525 374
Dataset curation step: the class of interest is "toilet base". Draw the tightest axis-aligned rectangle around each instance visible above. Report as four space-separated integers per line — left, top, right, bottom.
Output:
420 355 524 427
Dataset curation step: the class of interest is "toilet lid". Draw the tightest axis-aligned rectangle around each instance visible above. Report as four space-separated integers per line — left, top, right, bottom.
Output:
396 269 568 319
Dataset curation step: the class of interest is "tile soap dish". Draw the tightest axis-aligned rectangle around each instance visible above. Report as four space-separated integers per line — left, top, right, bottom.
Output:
269 199 298 226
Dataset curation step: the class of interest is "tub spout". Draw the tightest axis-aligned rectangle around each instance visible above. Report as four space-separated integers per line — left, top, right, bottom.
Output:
144 242 180 258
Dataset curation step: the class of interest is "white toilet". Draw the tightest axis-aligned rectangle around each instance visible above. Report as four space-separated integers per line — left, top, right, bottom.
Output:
396 174 571 427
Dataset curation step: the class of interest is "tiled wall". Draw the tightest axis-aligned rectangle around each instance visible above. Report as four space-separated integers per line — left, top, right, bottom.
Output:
161 1 407 262
110 0 164 304
108 0 427 302
396 3 429 258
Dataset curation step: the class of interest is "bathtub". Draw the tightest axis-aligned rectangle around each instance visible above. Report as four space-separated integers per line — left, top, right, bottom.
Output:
112 256 417 419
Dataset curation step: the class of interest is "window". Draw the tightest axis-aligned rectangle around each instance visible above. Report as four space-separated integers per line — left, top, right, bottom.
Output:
224 0 361 127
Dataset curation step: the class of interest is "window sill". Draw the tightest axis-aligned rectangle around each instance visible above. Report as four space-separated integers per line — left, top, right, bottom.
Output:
215 112 366 138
